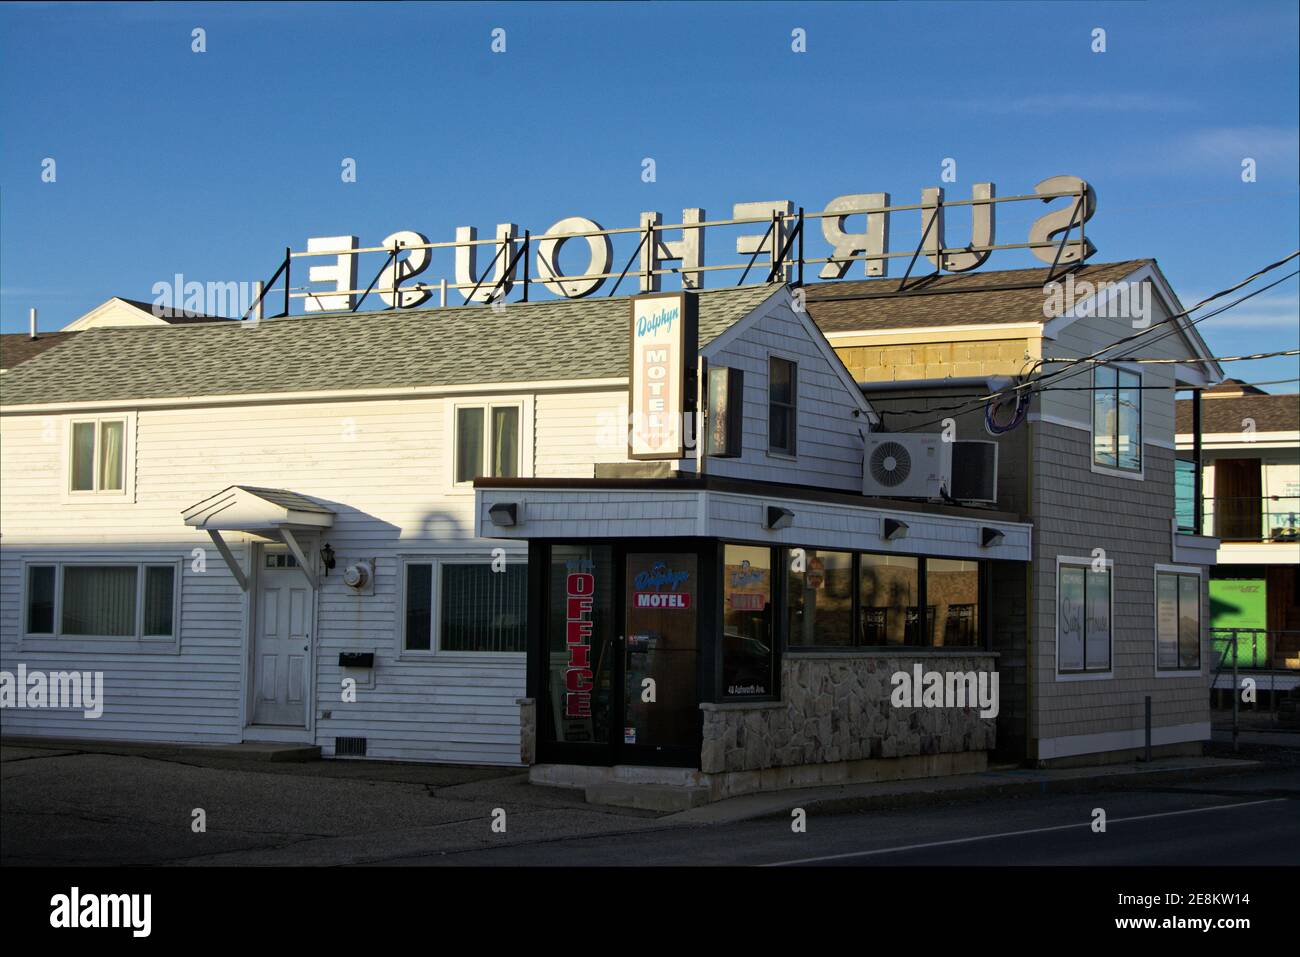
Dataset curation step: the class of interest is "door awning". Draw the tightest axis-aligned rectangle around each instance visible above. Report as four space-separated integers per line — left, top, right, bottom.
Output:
182 486 335 590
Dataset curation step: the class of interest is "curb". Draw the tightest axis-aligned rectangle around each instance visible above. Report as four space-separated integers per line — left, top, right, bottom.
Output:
662 759 1264 826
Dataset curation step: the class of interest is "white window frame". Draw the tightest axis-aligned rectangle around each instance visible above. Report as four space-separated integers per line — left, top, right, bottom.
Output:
1154 563 1204 677
60 412 137 503
1054 555 1114 681
445 396 533 490
1090 363 1144 481
19 557 182 654
398 555 527 660
766 353 798 459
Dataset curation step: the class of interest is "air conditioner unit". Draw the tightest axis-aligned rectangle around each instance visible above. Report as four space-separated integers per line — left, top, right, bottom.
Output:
863 434 951 498
950 440 999 504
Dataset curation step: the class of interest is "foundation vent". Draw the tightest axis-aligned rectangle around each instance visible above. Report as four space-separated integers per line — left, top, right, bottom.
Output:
334 736 367 757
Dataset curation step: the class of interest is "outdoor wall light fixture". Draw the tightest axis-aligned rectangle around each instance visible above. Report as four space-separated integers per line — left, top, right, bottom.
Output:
765 506 795 530
882 518 909 541
981 527 1006 548
489 502 519 527
320 542 336 575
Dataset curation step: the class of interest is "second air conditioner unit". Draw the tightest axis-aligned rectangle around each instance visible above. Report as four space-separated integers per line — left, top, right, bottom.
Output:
863 434 952 498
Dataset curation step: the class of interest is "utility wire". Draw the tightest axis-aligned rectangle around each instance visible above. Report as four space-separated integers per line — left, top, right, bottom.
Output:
882 254 1300 431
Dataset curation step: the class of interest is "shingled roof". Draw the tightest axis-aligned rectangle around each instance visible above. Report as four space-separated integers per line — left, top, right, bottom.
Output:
804 259 1152 334
1176 393 1299 435
0 332 78 371
0 284 778 408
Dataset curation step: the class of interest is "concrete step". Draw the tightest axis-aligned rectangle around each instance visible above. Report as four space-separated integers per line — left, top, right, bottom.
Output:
199 743 321 762
585 782 711 812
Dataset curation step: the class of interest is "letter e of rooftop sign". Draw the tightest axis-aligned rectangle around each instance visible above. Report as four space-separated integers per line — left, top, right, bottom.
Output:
734 201 793 281
379 230 432 308
455 223 520 303
820 193 890 278
639 210 706 292
535 216 612 298
305 235 359 312
1029 175 1096 265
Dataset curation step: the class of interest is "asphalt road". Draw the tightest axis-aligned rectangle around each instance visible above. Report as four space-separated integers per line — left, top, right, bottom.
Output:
387 767 1300 866
3 741 1296 867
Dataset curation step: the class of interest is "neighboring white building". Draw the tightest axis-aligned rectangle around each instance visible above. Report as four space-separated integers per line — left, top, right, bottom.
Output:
1176 381 1300 674
61 297 230 331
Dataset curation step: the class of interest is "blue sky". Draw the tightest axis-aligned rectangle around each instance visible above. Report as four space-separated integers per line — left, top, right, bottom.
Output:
2 0 1297 387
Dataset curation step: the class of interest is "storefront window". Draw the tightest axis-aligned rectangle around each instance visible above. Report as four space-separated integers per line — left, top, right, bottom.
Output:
722 545 774 698
547 544 615 745
927 558 980 647
858 554 920 646
786 548 853 647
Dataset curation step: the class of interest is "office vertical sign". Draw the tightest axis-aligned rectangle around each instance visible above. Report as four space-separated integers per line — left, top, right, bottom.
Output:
629 292 697 459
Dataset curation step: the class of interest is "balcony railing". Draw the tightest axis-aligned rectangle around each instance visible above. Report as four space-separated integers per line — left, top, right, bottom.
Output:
1176 495 1300 542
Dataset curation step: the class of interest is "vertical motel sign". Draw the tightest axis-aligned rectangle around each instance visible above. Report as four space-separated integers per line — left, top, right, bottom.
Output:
628 292 698 460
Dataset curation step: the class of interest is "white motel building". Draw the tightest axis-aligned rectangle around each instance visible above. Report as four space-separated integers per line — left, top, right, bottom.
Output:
0 184 1235 803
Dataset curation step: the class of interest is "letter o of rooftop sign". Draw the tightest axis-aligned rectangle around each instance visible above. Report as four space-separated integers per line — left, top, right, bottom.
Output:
535 216 612 298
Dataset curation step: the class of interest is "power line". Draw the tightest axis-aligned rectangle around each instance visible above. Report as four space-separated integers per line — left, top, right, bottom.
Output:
880 254 1300 431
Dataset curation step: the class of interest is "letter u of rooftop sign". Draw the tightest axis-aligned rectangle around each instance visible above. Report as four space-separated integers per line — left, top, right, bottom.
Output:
294 175 1095 312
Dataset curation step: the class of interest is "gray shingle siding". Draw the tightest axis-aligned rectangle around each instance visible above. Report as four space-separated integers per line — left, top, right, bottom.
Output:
1030 421 1208 750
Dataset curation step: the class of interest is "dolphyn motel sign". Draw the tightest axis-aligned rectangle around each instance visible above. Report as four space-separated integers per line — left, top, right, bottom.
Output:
286 174 1097 313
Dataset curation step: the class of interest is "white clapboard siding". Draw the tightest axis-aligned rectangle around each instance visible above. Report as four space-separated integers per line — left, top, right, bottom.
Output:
702 299 867 490
1 290 881 764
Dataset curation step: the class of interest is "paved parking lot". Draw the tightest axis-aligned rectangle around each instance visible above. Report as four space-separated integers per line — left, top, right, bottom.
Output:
0 743 661 866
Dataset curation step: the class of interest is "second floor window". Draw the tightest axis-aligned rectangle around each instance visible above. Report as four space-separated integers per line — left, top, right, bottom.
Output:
454 404 520 484
70 417 126 493
1093 365 1142 473
768 356 797 455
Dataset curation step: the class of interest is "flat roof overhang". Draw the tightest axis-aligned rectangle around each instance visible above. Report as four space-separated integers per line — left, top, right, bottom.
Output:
474 475 1031 562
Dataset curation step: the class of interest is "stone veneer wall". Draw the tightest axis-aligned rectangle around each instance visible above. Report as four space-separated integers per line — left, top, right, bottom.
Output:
700 652 998 774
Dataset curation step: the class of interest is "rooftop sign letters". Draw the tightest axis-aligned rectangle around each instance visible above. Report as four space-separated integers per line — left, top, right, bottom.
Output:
290 175 1096 314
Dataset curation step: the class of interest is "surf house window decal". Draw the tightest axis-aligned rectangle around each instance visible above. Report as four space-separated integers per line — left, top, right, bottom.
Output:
1156 569 1202 672
402 559 526 653
1092 365 1142 473
768 356 797 456
1057 560 1113 675
453 402 521 484
628 293 697 460
722 545 774 699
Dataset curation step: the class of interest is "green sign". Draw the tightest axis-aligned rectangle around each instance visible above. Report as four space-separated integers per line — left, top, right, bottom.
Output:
1209 579 1268 667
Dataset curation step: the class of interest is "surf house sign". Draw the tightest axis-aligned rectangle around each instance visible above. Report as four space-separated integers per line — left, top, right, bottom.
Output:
283 175 1096 314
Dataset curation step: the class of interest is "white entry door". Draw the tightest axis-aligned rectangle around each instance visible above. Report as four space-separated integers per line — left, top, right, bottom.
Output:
252 551 312 727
